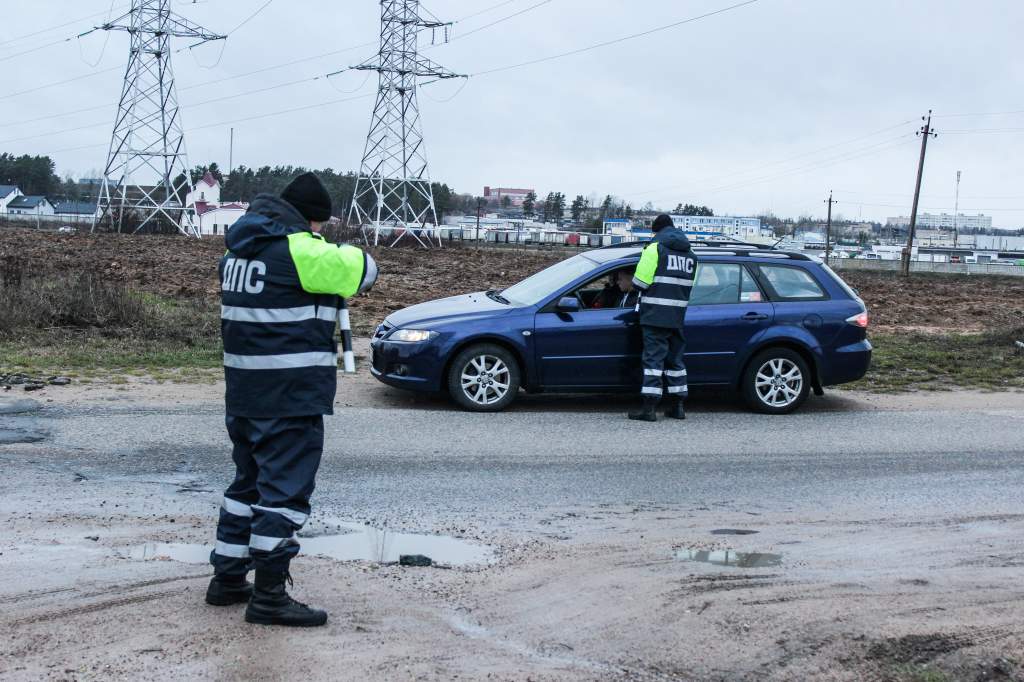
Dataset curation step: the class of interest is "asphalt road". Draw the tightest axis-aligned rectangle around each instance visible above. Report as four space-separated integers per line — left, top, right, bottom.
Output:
4 390 1024 527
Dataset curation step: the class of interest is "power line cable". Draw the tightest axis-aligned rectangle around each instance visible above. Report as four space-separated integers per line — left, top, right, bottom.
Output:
77 0 119 68
456 0 523 23
0 66 122 102
0 70 361 145
225 0 274 35
440 0 555 44
0 32 99 64
933 109 1024 118
473 0 763 76
626 119 915 199
2 0 546 130
639 135 915 204
0 3 130 49
941 127 1024 134
0 0 527 103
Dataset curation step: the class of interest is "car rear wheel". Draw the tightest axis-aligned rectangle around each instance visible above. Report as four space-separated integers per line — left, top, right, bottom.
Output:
742 348 811 414
447 343 521 412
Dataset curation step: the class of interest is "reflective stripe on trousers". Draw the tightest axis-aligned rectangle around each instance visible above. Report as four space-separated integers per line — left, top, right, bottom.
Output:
640 326 688 400
211 415 325 576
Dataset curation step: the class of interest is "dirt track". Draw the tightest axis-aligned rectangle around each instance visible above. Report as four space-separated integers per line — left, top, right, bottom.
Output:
2 229 1022 332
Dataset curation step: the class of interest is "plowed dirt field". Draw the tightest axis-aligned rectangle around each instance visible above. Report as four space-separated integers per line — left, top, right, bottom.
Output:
2 229 1022 332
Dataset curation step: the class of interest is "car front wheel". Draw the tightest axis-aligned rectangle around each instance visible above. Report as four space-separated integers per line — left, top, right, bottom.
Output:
742 348 811 414
447 343 521 412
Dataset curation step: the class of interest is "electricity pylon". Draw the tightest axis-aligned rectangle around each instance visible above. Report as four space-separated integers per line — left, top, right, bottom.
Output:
93 0 224 237
349 0 465 247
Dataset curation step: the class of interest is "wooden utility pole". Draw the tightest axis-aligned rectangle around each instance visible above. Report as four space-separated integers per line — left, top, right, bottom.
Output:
824 191 837 264
901 111 938 277
953 170 961 248
475 196 485 247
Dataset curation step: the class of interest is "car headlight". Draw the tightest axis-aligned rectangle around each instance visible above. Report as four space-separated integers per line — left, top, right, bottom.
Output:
389 329 437 343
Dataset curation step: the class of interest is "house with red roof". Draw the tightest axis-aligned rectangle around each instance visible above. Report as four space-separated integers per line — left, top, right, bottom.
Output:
185 173 249 236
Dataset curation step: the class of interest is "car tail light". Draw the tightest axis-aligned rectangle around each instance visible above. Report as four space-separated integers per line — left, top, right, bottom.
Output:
846 311 869 328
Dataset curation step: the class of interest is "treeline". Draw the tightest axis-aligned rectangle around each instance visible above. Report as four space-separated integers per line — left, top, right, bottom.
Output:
185 163 471 220
0 154 61 196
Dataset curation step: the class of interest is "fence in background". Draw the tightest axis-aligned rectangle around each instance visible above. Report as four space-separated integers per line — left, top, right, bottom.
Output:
830 258 1024 278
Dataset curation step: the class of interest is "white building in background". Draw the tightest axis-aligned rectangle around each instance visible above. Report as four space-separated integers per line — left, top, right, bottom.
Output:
6 196 55 217
975 234 1024 251
184 172 248 236
0 185 23 213
669 214 766 240
186 171 221 206
196 202 247 236
886 212 992 230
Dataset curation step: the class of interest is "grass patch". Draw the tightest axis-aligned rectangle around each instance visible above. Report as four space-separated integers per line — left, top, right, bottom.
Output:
887 665 953 682
1 274 220 376
849 328 1024 393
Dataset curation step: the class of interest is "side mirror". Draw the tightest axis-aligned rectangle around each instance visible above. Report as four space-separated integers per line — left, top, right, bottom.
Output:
556 296 580 312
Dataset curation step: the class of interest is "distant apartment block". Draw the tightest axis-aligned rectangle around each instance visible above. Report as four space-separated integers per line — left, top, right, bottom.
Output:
886 212 992 230
483 186 533 208
669 214 764 238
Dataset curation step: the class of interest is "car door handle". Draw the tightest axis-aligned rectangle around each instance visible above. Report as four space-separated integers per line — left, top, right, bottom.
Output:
741 312 769 321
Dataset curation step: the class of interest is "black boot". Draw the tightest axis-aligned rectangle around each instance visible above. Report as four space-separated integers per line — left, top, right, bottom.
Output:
665 398 686 420
628 398 659 422
205 573 252 606
245 570 328 627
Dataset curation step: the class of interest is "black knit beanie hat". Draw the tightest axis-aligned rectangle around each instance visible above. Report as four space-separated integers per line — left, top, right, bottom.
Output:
652 214 674 232
281 172 332 222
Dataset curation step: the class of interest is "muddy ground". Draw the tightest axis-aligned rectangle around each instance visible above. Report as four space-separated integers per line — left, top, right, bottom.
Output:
2 229 1022 332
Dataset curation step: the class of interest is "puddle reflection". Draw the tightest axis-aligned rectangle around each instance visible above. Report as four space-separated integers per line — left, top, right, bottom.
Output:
122 522 494 568
675 548 782 568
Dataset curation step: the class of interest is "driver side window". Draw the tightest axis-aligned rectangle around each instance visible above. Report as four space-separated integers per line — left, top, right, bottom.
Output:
569 267 637 310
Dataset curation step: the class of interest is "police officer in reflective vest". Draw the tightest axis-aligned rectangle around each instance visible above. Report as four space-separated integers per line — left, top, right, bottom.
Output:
629 214 697 422
206 173 377 627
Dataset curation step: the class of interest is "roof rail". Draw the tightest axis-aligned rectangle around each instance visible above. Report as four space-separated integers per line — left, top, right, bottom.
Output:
595 237 776 250
594 240 650 250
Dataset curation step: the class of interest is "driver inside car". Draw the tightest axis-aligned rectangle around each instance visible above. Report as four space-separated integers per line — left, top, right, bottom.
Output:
593 269 639 309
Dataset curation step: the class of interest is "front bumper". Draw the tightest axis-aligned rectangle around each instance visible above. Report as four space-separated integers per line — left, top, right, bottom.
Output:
369 338 445 393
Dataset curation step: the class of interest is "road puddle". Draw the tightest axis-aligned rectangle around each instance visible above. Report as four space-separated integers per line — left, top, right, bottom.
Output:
301 521 494 566
675 549 783 568
124 542 210 563
122 522 494 567
0 427 48 445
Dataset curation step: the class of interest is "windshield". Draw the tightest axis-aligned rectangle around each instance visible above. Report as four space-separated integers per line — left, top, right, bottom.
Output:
501 255 599 306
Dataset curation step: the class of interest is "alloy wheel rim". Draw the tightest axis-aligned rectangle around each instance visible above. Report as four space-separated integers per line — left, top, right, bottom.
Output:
755 358 803 408
461 355 511 405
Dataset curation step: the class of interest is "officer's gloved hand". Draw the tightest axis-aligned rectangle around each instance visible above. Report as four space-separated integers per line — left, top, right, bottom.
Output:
358 252 378 294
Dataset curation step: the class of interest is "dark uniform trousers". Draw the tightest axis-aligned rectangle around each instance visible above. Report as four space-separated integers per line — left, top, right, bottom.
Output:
641 326 688 401
211 415 324 576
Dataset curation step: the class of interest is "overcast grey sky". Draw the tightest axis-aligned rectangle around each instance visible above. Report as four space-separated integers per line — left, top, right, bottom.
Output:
2 0 1022 226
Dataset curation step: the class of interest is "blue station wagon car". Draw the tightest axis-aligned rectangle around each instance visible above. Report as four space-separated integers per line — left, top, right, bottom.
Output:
370 243 871 414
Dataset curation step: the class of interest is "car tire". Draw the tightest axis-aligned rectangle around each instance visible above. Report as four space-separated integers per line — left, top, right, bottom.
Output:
447 343 521 412
741 348 811 415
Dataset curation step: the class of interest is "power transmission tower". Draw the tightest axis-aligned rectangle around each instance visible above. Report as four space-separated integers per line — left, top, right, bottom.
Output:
93 0 224 237
901 111 938 277
349 1 465 248
824 190 837 264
